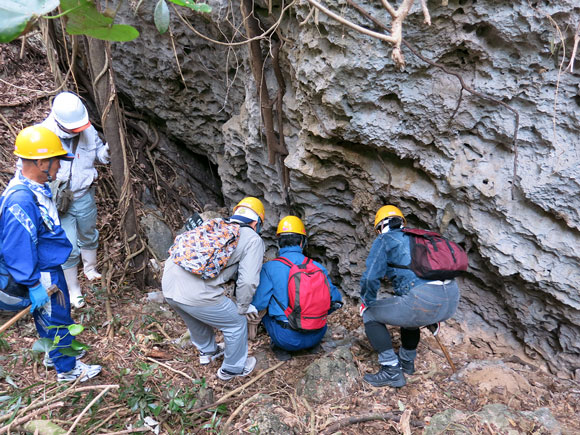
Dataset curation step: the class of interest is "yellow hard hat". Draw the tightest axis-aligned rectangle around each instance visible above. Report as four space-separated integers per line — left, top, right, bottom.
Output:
277 216 306 236
233 197 265 222
14 126 69 159
374 205 407 228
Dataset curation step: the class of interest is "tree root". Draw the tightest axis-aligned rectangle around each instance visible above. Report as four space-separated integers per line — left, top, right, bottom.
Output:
320 412 424 434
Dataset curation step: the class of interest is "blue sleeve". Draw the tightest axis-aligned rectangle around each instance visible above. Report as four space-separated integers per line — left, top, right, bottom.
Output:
360 236 388 305
314 261 342 303
1 192 41 287
251 264 275 311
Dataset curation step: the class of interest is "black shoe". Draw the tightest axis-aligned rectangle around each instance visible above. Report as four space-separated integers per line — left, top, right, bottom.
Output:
270 343 292 361
398 357 415 375
305 343 322 355
363 364 406 388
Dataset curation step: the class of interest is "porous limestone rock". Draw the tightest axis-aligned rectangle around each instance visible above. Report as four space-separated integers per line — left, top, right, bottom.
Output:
296 345 359 404
111 1 580 375
425 403 561 435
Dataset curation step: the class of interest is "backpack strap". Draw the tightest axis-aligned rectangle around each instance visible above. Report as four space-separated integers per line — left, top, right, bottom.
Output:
386 231 411 270
0 185 36 219
273 256 293 267
271 257 295 313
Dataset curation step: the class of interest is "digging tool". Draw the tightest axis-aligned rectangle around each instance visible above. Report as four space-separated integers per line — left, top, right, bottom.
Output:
425 322 456 373
0 285 60 335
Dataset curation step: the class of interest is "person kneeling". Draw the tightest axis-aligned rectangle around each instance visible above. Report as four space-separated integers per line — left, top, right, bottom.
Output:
251 216 343 361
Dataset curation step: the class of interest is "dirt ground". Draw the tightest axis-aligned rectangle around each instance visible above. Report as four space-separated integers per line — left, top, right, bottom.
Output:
1 39 579 434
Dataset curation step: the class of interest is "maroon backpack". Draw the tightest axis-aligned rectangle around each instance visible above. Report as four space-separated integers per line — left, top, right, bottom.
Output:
273 257 332 331
389 228 468 280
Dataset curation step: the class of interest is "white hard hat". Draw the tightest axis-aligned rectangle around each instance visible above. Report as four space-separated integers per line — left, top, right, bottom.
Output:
52 92 91 132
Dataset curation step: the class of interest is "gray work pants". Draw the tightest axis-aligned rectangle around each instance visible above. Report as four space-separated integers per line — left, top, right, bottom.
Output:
165 296 249 373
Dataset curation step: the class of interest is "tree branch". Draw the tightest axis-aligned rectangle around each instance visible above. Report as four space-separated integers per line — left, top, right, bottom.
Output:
303 0 397 44
320 412 424 434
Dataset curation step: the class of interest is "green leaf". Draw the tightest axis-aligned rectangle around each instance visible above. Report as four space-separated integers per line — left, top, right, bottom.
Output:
154 0 169 34
0 0 60 43
192 3 211 13
80 24 139 42
62 0 139 42
167 0 211 13
67 324 84 336
32 338 54 353
4 376 18 389
71 339 89 350
59 347 81 356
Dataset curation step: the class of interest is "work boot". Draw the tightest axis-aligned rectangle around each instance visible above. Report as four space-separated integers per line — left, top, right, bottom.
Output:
81 249 102 281
270 343 292 361
63 266 85 308
398 357 415 375
363 363 406 388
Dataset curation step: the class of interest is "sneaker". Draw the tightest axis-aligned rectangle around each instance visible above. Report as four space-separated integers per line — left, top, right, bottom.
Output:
363 363 406 388
199 343 225 365
426 322 440 336
270 343 291 361
398 357 415 375
43 349 87 368
217 356 256 381
57 361 101 382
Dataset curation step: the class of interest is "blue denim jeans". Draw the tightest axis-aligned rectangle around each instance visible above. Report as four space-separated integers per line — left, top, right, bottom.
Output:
363 280 460 364
60 188 99 269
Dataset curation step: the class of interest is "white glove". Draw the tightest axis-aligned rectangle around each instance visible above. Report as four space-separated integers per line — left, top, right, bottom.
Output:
98 143 110 164
245 304 260 321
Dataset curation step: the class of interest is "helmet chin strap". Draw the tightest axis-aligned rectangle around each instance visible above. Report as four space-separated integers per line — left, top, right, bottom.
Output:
34 158 55 182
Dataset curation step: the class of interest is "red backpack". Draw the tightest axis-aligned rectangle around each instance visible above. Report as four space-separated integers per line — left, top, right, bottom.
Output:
273 257 332 332
389 228 468 280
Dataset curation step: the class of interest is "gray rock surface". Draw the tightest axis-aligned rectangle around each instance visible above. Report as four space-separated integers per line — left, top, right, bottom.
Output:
111 1 580 375
296 345 359 404
425 403 561 435
140 209 174 261
246 394 299 434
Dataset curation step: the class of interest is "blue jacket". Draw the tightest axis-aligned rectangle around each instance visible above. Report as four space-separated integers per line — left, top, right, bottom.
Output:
360 228 430 305
1 186 72 288
252 246 343 322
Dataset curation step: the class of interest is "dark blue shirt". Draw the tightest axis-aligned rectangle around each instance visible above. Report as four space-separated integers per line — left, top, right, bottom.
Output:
360 228 429 305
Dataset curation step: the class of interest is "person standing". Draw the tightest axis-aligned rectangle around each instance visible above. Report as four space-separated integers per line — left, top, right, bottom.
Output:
162 197 266 380
360 205 460 388
252 216 343 361
40 91 109 308
0 126 101 381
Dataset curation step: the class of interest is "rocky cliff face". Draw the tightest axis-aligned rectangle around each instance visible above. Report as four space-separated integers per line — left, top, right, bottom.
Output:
112 0 580 376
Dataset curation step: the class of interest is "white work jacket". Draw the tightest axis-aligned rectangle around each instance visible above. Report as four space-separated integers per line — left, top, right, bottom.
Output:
41 113 109 199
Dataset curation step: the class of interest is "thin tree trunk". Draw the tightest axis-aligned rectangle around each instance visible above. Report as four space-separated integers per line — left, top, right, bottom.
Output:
83 36 146 282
